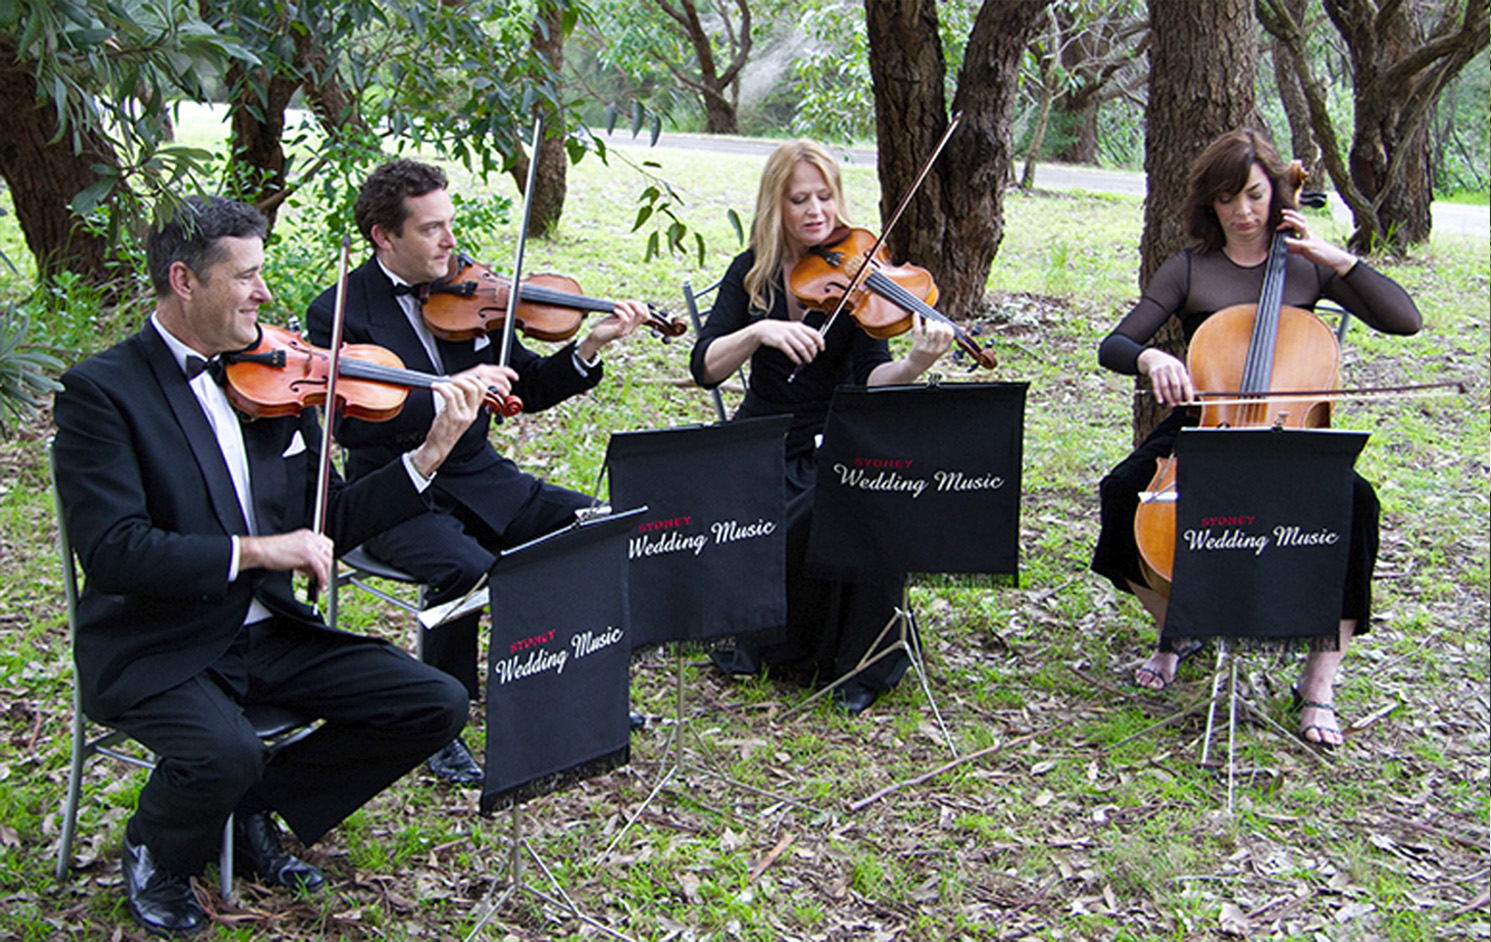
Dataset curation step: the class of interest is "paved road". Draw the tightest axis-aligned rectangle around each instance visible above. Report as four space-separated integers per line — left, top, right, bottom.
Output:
601 130 1490 239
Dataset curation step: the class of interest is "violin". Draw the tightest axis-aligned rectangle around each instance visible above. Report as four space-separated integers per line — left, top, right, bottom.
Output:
419 254 687 344
790 227 998 369
220 323 513 421
1133 161 1335 596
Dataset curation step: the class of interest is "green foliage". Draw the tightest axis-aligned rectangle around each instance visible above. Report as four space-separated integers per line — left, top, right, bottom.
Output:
6 0 260 242
0 302 62 438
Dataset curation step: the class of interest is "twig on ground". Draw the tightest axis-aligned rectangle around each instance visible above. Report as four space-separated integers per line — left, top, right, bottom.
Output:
847 719 1076 813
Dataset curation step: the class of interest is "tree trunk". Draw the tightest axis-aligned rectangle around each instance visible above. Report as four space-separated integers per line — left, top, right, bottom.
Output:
1020 10 1060 191
0 48 118 290
656 0 748 135
224 63 299 231
867 0 1049 325
1269 0 1321 186
1136 0 1258 442
521 2 569 238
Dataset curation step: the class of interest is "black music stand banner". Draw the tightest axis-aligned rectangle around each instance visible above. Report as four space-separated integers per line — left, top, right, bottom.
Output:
606 416 790 649
1166 428 1368 644
806 382 1027 579
481 508 643 814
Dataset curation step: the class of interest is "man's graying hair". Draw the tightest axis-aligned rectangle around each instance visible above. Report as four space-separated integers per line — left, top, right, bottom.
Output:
146 196 268 297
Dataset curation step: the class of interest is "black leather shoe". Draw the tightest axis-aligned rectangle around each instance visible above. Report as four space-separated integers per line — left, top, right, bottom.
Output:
233 811 325 895
426 737 483 786
122 827 206 938
709 647 760 676
831 682 879 716
629 711 646 732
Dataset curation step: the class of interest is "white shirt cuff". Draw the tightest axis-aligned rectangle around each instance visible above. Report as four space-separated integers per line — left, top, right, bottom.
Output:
402 450 435 491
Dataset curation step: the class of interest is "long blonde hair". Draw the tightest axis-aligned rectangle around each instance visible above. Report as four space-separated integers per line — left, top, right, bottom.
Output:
743 139 852 314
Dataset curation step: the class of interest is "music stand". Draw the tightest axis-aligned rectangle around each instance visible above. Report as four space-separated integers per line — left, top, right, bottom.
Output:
1141 427 1367 810
599 418 828 857
787 381 1028 752
460 507 644 942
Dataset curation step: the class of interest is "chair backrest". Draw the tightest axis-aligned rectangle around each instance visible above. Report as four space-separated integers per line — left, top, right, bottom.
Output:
682 277 747 424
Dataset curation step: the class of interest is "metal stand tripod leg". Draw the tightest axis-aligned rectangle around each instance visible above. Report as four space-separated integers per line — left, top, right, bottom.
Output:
780 582 956 755
1196 641 1332 815
464 804 636 942
601 645 829 861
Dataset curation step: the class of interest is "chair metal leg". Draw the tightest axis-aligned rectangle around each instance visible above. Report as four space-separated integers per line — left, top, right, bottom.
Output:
54 702 87 881
220 814 234 901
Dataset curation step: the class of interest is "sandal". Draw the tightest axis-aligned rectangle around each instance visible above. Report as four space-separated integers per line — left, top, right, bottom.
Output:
1131 638 1205 691
1291 687 1342 749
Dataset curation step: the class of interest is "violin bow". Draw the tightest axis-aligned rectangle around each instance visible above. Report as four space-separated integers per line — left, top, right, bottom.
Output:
489 114 547 416
1137 379 1467 406
309 233 353 602
814 110 964 344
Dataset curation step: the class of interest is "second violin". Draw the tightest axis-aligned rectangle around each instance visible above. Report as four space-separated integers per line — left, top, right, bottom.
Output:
791 227 997 370
419 254 686 344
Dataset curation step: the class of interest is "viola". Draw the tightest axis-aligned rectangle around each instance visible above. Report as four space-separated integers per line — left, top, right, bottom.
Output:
220 323 514 421
1133 161 1335 596
419 254 686 344
790 227 997 369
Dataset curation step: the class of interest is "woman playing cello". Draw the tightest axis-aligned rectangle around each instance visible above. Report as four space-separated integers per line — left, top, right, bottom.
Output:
1091 129 1422 747
691 138 955 715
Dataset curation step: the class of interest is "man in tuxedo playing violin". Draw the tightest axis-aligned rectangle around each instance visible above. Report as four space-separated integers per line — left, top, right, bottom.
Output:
306 159 650 785
53 195 489 937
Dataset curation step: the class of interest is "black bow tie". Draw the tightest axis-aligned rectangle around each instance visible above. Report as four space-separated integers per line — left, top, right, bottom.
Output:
392 282 428 298
185 354 225 384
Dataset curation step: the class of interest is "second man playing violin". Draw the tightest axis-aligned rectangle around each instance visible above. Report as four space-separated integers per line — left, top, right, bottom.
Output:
307 158 652 785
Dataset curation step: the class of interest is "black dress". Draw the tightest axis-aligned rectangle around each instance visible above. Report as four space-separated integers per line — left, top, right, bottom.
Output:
1091 247 1421 644
691 250 909 690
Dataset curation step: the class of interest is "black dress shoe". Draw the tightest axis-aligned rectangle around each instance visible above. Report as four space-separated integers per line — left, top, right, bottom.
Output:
426 737 483 786
831 682 879 716
629 711 646 732
709 647 760 676
122 827 206 938
233 811 325 894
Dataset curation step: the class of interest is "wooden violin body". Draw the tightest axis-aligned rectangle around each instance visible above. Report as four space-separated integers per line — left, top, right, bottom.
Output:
220 324 509 421
420 256 686 344
791 227 996 369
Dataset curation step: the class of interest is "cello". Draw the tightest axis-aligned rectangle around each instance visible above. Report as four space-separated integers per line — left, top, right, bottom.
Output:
1132 161 1340 597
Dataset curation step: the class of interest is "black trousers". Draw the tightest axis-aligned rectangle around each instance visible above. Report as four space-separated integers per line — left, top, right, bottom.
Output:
108 618 466 875
365 480 595 699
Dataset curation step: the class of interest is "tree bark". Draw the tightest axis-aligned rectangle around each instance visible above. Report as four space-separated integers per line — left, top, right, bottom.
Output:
0 45 118 289
523 2 569 238
1269 0 1321 186
1259 0 1488 254
867 0 1049 325
1135 0 1259 442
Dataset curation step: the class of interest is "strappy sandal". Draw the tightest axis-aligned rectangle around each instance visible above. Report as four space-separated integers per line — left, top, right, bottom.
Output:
1291 687 1342 749
1132 638 1204 690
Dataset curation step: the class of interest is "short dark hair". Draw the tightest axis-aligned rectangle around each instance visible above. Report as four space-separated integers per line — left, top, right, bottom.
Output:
354 159 449 246
1184 129 1297 253
147 196 267 297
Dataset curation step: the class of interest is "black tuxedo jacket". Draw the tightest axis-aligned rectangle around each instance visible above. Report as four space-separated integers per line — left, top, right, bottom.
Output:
306 257 601 533
52 325 431 721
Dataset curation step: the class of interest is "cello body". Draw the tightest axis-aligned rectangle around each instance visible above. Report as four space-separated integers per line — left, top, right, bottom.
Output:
1132 294 1341 597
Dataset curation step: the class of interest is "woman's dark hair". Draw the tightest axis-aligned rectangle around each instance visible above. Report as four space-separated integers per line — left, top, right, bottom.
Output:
1184 129 1297 252
146 196 267 297
354 159 449 245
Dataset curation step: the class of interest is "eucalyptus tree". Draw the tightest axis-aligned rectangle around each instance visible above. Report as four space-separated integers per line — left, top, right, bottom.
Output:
865 0 1053 320
1257 0 1489 253
584 0 759 133
0 0 250 287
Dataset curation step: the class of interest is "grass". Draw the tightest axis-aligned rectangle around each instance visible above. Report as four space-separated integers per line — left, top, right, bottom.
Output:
0 118 1487 940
